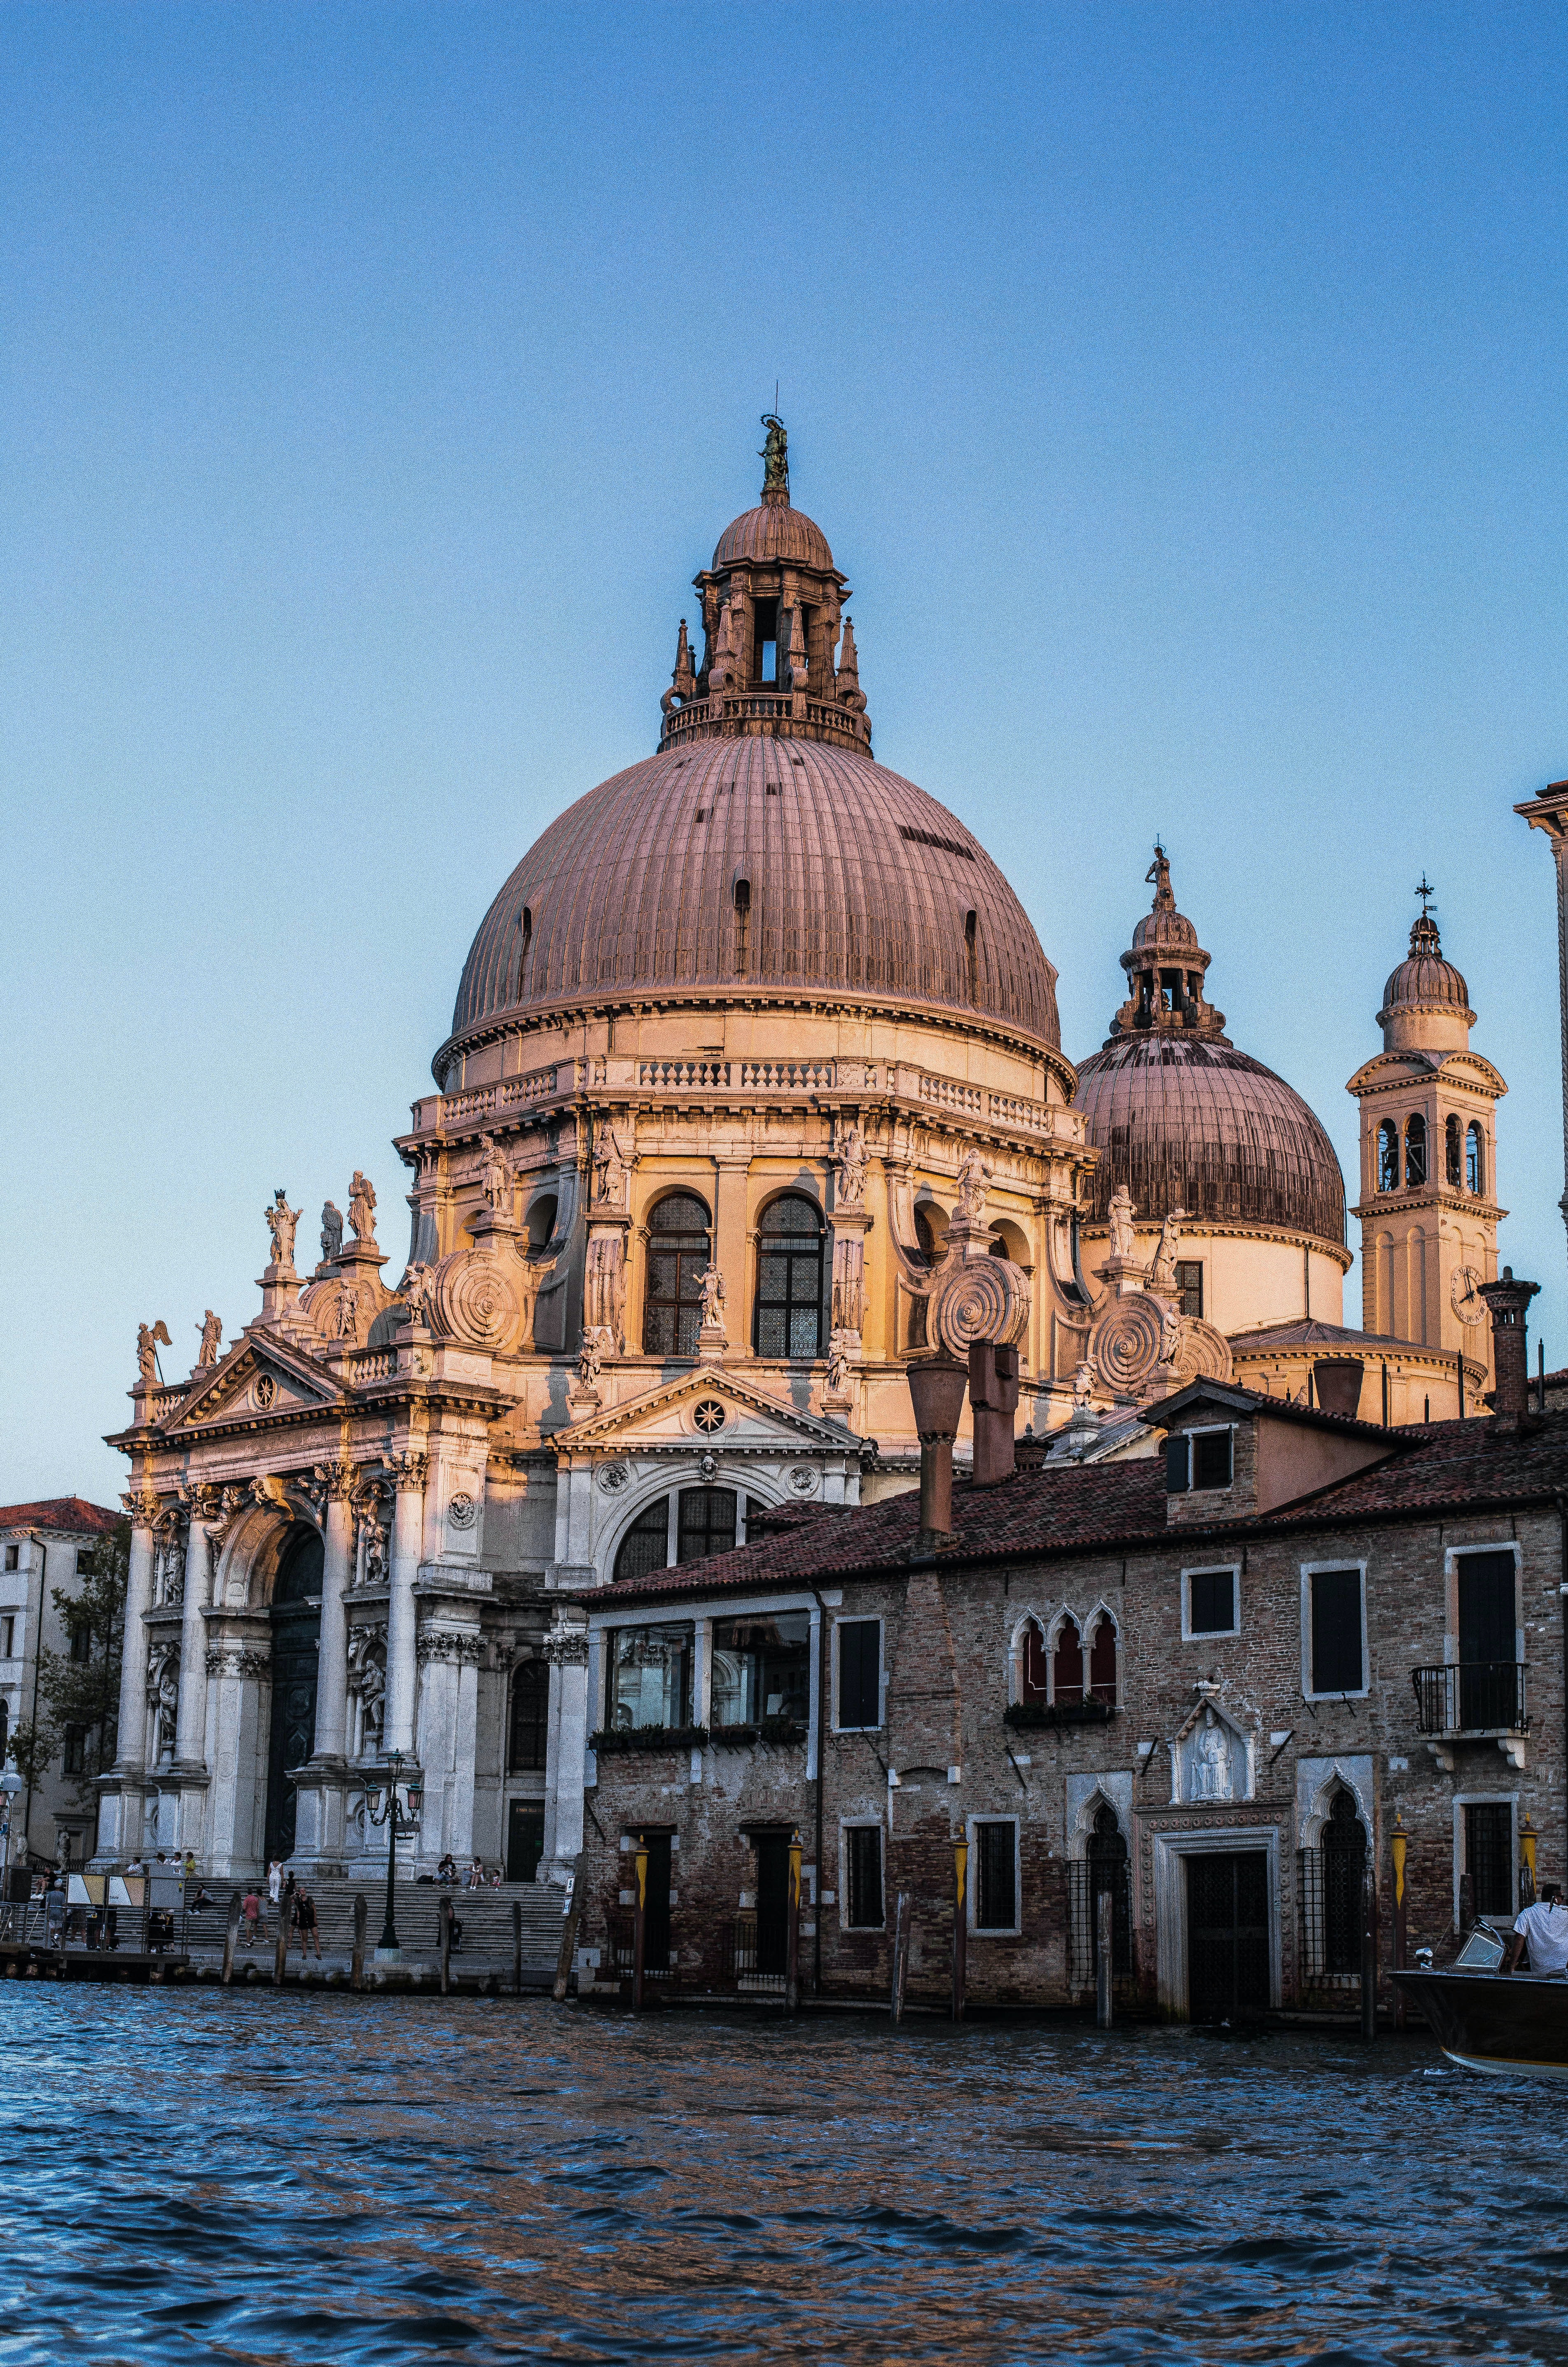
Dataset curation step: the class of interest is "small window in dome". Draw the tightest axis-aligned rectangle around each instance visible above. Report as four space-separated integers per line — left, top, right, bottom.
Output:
754 597 779 687
1405 1113 1427 1189
1446 1114 1463 1188
1467 1121 1484 1196
515 907 533 1002
1377 1120 1399 1194
733 877 751 974
964 910 978 1002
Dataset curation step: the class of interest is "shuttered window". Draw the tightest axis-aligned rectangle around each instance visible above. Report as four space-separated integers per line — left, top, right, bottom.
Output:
837 1620 880 1729
1309 1568 1365 1695
975 1820 1017 1931
845 1825 883 1929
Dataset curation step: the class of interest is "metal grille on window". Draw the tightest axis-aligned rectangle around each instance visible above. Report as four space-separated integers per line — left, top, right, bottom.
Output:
1298 1790 1366 1999
1175 1260 1203 1318
1465 1800 1513 1918
846 1825 883 1928
612 1497 670 1584
508 1659 548 1771
753 1194 825 1361
642 1192 711 1358
677 1487 738 1565
975 1820 1016 1929
1067 1805 1132 1993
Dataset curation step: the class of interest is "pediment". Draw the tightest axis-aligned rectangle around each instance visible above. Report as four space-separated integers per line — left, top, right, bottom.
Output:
167 1332 341 1432
553 1365 860 1456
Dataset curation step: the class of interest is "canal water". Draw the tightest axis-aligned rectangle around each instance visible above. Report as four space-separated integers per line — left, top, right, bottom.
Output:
2 1992 1559 2363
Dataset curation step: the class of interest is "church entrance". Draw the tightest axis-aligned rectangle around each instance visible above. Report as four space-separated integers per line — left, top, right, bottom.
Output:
264 1528 322 1865
1186 1851 1270 2022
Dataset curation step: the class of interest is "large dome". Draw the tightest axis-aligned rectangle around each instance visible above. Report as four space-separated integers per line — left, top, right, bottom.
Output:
1073 1035 1346 1246
448 734 1060 1052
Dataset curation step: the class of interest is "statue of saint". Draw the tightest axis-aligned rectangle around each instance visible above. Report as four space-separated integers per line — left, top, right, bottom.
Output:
584 1234 626 1341
1073 1360 1095 1410
1146 1209 1186 1297
698 1263 727 1336
336 1284 360 1340
1191 1707 1232 1803
759 412 788 495
320 1201 344 1263
826 1336 853 1396
955 1147 991 1224
477 1134 509 1212
1107 1185 1137 1262
196 1311 223 1367
348 1171 377 1243
137 1320 172 1386
835 1123 869 1209
400 1264 431 1326
576 1330 604 1393
1145 841 1174 911
594 1125 631 1208
265 1190 300 1271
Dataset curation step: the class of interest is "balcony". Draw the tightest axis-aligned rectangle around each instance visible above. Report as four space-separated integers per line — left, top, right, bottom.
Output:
1411 1662 1528 1771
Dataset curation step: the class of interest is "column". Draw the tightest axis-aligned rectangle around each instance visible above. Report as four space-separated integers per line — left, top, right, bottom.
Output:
546 1619 591 1876
384 1450 427 1756
313 1477 355 1760
173 1510 211 1765
1515 788 1568 1270
116 1496 157 1776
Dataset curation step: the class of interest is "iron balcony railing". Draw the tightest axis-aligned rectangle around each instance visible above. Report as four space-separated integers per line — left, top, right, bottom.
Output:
721 1911 787 1995
1411 1661 1528 1736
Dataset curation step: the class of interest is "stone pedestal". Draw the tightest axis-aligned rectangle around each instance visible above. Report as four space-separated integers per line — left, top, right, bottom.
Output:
696 1321 729 1359
1094 1255 1146 1299
291 1759 355 1874
256 1259 302 1323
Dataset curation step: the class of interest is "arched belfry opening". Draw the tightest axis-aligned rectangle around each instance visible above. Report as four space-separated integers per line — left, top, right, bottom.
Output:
264 1526 322 1866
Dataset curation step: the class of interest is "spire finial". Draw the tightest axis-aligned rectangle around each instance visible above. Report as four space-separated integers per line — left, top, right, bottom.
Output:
759 411 789 506
1415 872 1436 918
1409 872 1442 955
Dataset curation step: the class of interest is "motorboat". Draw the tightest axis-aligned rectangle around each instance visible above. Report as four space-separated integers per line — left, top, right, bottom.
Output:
1393 1926 1568 2075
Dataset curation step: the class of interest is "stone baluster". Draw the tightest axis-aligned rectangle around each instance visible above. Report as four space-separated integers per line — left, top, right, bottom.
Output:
313 1465 356 1760
383 1451 427 1755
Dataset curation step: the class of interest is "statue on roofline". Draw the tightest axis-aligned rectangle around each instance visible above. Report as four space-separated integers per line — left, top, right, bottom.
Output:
759 412 788 498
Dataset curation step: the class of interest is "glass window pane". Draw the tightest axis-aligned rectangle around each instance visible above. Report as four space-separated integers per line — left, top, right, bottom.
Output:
1311 1569 1364 1693
976 1821 1016 1929
758 1256 789 1298
711 1612 810 1726
756 1309 787 1358
677 1487 738 1565
612 1498 671 1583
846 1826 883 1928
608 1623 693 1730
789 1308 820 1359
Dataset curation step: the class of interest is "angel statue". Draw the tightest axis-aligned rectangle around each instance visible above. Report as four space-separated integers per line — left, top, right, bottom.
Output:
264 1189 300 1271
348 1171 377 1244
320 1201 344 1263
593 1125 631 1209
1107 1185 1137 1262
1073 1360 1095 1411
955 1147 992 1224
1145 1209 1187 1297
137 1320 173 1386
196 1311 224 1367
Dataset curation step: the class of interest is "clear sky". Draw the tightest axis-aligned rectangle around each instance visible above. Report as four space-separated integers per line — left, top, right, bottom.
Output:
4 2 1566 1504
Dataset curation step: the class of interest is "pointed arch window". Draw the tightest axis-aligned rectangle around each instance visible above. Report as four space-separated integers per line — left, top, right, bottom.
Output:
1052 1617 1084 1708
1377 1120 1399 1193
1466 1121 1484 1196
1322 1789 1367 1974
754 1194 825 1360
643 1192 711 1358
1087 1613 1118 1707
1020 1618 1049 1704
1088 1802 1132 1974
1404 1113 1427 1188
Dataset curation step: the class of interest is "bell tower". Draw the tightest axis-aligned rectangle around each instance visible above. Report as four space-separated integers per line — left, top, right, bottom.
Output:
1346 882 1507 1393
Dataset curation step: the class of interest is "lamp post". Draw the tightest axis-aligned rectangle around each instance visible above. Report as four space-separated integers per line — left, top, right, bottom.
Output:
363 1752 423 1963
0 1770 22 1936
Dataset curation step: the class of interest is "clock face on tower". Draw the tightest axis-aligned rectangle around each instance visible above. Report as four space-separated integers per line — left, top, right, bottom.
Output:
1451 1265 1488 1326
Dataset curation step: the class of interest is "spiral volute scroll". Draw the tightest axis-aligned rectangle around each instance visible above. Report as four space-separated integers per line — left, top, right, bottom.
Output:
1088 1294 1165 1398
930 1255 1030 1358
1173 1317 1233 1387
428 1248 524 1353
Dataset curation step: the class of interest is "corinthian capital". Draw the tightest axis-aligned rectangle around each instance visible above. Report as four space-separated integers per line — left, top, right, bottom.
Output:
392 1449 428 1492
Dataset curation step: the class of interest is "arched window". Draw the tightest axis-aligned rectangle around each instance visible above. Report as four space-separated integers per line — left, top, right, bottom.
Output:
1087 1613 1117 1707
1466 1121 1484 1196
1322 1789 1367 1975
525 1195 557 1252
1376 1119 1398 1192
613 1497 671 1584
1020 1619 1049 1704
754 1195 825 1360
508 1660 548 1771
733 876 751 974
1446 1114 1463 1188
909 1205 942 1350
643 1193 711 1357
1052 1617 1083 1708
677 1487 738 1565
1088 1802 1131 1975
964 909 978 1002
1404 1113 1427 1189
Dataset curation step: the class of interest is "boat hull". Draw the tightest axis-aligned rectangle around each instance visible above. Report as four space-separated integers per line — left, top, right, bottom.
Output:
1393 1969 1568 2075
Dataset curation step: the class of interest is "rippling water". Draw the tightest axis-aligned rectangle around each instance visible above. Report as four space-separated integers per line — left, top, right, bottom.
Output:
2 1990 1561 2363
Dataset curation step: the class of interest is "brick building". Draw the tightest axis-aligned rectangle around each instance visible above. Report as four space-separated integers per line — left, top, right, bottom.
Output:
568 1297 1567 2019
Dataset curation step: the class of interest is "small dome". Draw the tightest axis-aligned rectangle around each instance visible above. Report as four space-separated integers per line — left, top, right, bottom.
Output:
713 501 835 573
1131 904 1199 956
1380 913 1472 1021
1073 1037 1346 1247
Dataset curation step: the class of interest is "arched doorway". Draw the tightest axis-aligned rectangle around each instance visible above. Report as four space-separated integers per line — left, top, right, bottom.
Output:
264 1527 322 1865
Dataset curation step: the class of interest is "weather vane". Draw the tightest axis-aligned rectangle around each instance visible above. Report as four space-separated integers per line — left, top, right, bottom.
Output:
1414 873 1436 917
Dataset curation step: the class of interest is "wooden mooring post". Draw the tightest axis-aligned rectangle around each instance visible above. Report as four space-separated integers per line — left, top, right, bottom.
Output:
632 1839 647 2012
1361 1868 1379 2041
553 1883 584 2002
785 1835 802 2013
438 1895 452 1996
890 1892 910 2023
1391 1815 1407 2032
220 1891 240 1988
272 1905 288 1988
951 1838 968 2024
350 1894 367 1992
1096 1888 1114 2030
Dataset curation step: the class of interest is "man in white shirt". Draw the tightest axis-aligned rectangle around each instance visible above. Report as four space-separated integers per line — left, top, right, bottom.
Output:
1505 1883 1568 1974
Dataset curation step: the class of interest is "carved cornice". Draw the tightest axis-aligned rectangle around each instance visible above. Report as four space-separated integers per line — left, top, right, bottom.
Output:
416 1630 486 1665
391 1449 429 1491
205 1645 269 1681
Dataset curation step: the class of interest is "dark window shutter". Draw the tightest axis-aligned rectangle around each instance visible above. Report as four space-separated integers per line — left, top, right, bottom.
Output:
1192 1430 1233 1490
1311 1568 1364 1693
846 1826 883 1927
838 1620 880 1727
1189 1568 1235 1634
1165 1435 1191 1493
975 1822 1017 1929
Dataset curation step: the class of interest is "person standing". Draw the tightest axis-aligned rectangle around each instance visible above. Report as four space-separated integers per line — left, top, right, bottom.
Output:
241 1888 262 1947
293 1886 321 1961
267 1859 284 1913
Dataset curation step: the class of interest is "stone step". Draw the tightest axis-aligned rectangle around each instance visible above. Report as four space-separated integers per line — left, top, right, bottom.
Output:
187 1879 567 1968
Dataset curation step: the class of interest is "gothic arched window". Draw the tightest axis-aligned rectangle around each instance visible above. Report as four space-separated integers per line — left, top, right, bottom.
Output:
1087 1614 1118 1707
1404 1113 1427 1189
1323 1788 1367 1975
643 1193 711 1358
1020 1619 1049 1703
1052 1617 1084 1708
508 1660 549 1772
1446 1113 1463 1188
753 1194 825 1361
1466 1121 1484 1196
1088 1802 1132 1975
1377 1120 1399 1193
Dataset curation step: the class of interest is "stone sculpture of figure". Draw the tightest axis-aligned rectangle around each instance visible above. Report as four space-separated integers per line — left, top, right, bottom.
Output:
1158 1301 1184 1369
759 411 788 495
348 1171 377 1243
400 1264 431 1326
196 1311 223 1367
1146 840 1174 911
584 1235 626 1343
1146 1209 1186 1297
698 1264 727 1334
1191 1707 1232 1803
475 1134 509 1213
1073 1360 1095 1410
320 1201 344 1263
137 1320 172 1386
825 1337 853 1396
336 1284 360 1340
1107 1185 1137 1262
265 1190 300 1271
954 1147 992 1224
576 1330 603 1393
594 1125 631 1209
835 1123 869 1209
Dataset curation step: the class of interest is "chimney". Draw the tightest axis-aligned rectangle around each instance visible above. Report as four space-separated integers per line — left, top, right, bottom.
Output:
1478 1267 1540 1431
1312 1357 1365 1421
906 1353 968 1549
968 1340 1020 1484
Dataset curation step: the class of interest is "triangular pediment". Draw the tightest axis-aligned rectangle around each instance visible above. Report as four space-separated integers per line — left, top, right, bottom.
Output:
552 1365 860 1455
167 1329 341 1432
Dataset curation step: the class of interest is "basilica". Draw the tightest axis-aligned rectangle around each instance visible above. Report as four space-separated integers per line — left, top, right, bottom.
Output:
98 424 1510 1891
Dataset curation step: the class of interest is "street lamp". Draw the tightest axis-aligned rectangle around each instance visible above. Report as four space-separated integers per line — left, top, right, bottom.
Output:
0 1771 22 1935
362 1752 423 1963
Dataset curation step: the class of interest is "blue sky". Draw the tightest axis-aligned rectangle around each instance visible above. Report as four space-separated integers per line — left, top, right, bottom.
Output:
4 2 1566 1502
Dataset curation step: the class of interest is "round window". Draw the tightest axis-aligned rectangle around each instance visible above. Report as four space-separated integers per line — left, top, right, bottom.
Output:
693 1399 727 1434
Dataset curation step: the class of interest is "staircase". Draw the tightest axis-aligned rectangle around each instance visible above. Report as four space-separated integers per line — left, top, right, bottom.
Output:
187 1878 568 1981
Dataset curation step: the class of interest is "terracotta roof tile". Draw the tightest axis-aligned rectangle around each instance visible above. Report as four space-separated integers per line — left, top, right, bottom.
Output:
0 1497 121 1537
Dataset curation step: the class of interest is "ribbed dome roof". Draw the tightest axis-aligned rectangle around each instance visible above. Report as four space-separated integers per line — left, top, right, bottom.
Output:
1380 914 1472 1020
1131 904 1199 955
713 502 835 572
449 736 1060 1050
1073 1036 1346 1247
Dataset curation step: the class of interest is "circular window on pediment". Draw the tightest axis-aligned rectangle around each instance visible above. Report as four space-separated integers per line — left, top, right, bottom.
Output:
693 1399 727 1435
